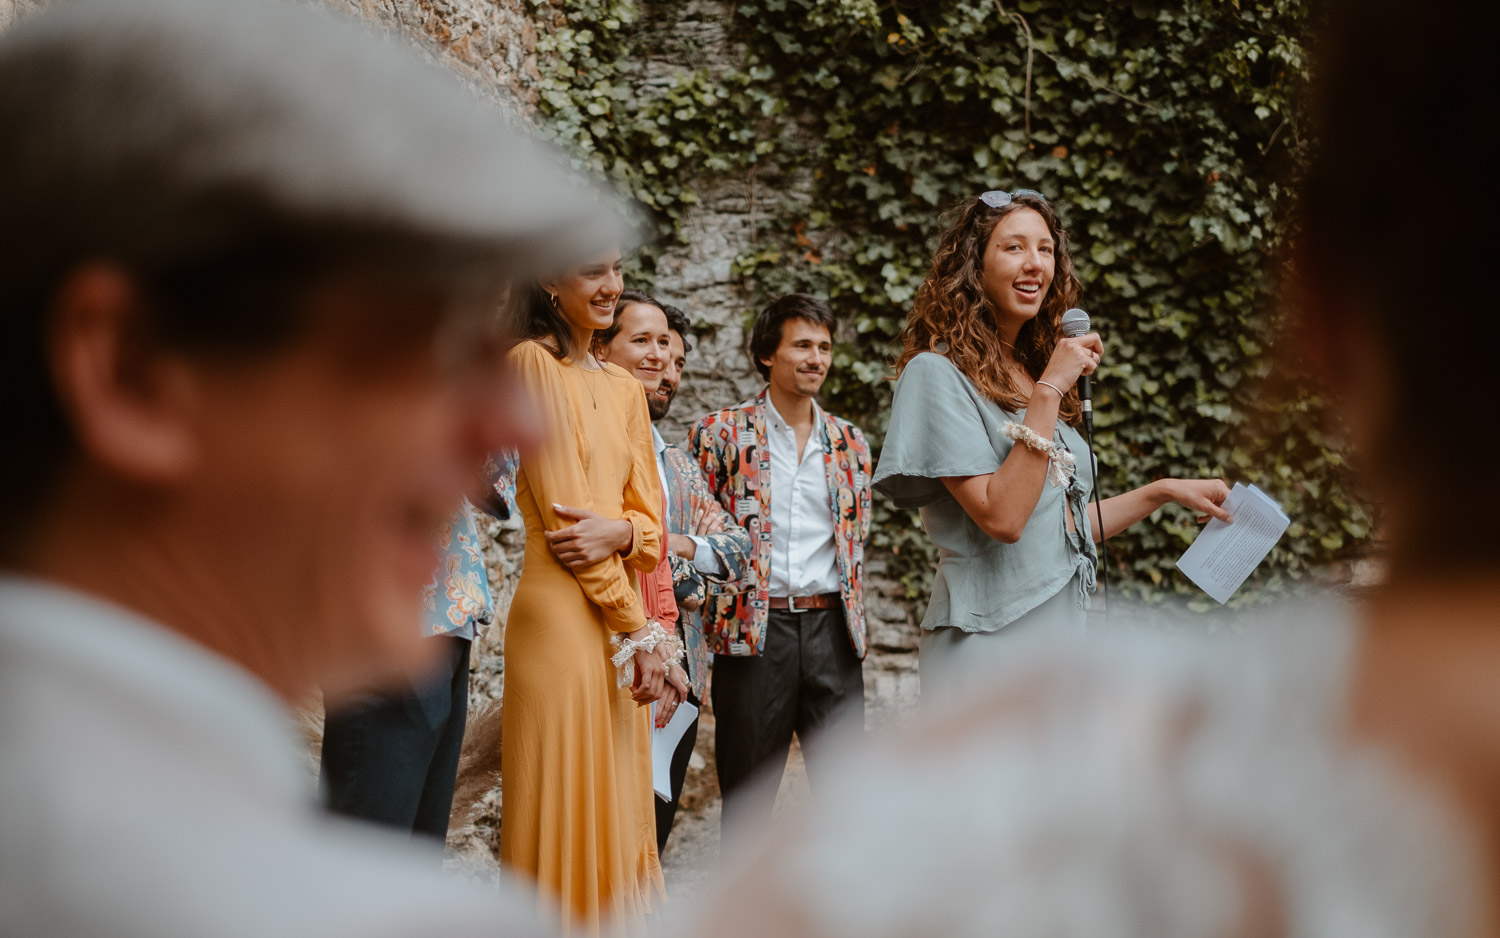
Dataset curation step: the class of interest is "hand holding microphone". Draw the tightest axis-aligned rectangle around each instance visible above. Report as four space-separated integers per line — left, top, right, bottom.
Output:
1039 331 1102 383
1038 308 1102 430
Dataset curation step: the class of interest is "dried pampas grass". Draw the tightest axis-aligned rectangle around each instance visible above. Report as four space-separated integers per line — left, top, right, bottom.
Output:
448 699 504 832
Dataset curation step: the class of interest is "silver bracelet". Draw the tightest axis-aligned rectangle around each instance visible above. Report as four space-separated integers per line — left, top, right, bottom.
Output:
1035 380 1066 399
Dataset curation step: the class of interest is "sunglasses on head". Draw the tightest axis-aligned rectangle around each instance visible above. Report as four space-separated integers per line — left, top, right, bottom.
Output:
978 189 1046 208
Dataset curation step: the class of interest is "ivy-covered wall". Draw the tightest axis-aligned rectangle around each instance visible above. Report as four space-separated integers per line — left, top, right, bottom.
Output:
534 0 1370 608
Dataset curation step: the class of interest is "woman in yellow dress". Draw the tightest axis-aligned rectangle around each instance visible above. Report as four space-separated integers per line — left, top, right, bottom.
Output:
500 245 675 932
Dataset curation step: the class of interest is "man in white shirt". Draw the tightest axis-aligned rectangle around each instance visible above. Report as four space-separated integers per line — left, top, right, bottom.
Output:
686 294 873 853
0 1 616 934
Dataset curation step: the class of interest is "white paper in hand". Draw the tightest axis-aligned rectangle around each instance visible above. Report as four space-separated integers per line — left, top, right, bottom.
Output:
651 699 698 802
1175 483 1290 604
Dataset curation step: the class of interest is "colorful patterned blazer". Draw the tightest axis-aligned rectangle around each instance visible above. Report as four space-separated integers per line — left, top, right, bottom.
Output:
661 443 752 696
686 389 872 659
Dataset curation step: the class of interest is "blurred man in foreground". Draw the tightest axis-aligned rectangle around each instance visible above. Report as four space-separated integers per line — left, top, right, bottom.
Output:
0 0 616 934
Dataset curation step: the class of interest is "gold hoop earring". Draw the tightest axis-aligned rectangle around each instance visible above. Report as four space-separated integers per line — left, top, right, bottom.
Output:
548 293 560 310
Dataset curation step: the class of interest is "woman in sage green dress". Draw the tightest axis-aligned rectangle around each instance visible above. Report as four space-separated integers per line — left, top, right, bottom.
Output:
872 189 1232 701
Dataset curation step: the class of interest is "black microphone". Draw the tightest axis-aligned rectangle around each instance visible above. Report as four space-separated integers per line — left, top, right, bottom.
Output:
1059 307 1093 432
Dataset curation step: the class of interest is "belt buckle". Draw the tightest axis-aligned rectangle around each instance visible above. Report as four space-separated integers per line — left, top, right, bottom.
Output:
786 594 806 613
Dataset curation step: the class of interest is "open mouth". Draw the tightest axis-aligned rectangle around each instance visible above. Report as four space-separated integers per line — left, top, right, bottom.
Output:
1014 282 1042 299
590 298 617 316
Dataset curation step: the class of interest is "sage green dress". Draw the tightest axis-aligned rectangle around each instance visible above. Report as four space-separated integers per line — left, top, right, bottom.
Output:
872 352 1097 700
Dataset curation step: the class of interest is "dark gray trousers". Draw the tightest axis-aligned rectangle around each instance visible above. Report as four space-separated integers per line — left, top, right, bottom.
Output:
712 606 864 855
318 635 471 843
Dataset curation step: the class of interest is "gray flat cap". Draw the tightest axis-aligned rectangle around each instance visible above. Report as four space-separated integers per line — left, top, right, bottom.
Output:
0 0 630 279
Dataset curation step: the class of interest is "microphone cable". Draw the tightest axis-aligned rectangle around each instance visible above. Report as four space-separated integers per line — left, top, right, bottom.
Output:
1082 418 1109 619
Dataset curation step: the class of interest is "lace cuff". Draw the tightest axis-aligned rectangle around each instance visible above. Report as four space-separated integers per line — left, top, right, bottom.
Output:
609 621 686 688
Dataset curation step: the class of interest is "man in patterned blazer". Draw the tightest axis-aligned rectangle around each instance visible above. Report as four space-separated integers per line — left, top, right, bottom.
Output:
687 293 872 852
648 300 752 852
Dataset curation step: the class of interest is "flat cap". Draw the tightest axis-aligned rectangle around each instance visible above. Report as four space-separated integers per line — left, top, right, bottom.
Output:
0 0 629 279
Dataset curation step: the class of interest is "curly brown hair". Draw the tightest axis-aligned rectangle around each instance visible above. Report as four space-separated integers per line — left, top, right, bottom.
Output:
895 192 1084 424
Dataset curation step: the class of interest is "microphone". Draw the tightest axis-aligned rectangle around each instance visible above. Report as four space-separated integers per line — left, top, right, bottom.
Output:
1059 307 1093 432
1061 306 1108 614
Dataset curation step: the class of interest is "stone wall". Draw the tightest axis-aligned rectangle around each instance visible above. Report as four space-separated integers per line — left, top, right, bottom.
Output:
322 0 541 117
0 0 40 32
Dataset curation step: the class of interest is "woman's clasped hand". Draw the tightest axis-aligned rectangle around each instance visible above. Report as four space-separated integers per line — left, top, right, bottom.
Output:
624 623 669 705
544 503 635 569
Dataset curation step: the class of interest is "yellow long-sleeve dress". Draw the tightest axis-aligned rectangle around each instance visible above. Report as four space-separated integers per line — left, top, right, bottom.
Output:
500 340 665 933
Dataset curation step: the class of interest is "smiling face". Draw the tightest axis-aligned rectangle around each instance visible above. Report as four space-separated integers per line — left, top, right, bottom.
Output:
599 300 669 395
650 329 687 421
762 317 832 402
981 207 1056 335
542 247 624 338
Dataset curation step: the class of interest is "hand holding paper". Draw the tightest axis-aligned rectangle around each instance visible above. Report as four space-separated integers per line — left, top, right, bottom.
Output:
1175 483 1289 604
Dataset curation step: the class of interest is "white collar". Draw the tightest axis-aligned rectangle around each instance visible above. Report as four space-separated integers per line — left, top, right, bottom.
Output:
651 423 667 456
765 391 823 436
0 574 309 806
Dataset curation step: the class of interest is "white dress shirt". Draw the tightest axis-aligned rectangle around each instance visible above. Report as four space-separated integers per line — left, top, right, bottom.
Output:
0 576 551 938
765 394 840 597
653 424 723 577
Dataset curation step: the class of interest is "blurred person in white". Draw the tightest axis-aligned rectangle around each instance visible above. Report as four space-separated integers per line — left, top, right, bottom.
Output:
0 0 625 935
658 0 1500 934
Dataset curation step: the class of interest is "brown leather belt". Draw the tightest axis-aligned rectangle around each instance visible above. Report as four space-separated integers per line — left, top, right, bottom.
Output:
768 593 839 612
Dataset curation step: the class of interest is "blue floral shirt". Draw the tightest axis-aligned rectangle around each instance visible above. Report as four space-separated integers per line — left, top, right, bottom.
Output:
421 499 493 641
488 449 519 518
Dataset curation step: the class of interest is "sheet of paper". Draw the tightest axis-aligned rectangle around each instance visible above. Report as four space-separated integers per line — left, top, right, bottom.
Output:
651 699 699 802
1248 483 1290 523
1175 483 1290 604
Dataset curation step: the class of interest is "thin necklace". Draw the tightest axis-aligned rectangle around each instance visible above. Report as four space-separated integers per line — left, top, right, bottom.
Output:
579 353 601 409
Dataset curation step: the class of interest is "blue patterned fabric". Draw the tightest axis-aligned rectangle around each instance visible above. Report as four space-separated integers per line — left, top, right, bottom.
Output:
486 449 520 520
421 499 493 640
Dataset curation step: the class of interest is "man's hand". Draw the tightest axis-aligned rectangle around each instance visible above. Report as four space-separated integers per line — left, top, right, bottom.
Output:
691 501 725 536
667 533 697 559
546 504 633 569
